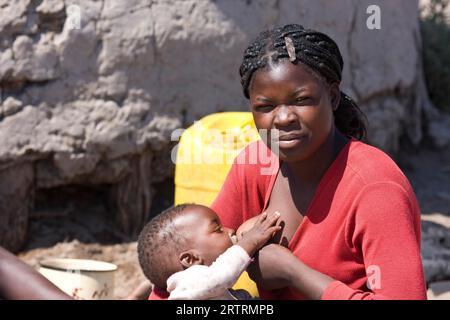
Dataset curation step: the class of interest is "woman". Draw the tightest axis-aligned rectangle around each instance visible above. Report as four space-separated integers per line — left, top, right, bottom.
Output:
211 24 426 300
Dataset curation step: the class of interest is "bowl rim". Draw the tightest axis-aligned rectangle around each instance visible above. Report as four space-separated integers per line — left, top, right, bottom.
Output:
39 258 118 272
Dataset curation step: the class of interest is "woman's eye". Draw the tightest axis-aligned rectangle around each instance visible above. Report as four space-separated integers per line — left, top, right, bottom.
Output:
255 105 274 112
295 97 313 105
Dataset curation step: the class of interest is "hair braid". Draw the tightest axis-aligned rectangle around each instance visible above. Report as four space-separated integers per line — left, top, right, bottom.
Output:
239 24 367 140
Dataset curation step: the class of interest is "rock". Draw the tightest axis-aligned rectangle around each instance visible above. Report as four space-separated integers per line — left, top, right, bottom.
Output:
0 106 49 166
53 152 100 180
1 97 23 117
422 259 450 283
421 219 450 283
0 49 15 81
0 0 30 36
11 34 60 82
427 281 450 299
0 98 179 250
428 114 450 148
36 0 65 15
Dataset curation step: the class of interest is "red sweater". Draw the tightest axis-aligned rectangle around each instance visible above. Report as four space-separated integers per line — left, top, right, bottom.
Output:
211 138 427 300
148 287 169 300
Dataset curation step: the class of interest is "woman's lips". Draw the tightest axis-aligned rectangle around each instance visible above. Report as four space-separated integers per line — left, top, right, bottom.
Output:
276 133 305 148
278 133 303 141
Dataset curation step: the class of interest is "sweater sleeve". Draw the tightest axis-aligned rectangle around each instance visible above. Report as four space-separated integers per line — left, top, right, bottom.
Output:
322 182 427 300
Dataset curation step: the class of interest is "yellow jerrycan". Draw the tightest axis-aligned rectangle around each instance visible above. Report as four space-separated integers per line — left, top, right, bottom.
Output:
174 112 260 297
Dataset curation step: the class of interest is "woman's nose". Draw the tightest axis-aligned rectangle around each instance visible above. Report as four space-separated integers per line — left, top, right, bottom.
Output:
274 105 297 126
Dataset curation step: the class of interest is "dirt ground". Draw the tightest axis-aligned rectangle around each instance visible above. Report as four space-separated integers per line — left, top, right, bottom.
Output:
17 142 450 300
19 240 145 299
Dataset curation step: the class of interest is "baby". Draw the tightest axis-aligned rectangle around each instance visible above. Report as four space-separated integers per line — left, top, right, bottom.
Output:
137 203 280 300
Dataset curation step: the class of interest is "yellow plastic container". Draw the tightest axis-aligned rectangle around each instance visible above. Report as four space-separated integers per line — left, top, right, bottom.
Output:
174 112 260 297
174 112 260 205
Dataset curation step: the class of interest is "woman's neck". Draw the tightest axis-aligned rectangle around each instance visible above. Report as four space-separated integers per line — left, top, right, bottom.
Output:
282 128 349 186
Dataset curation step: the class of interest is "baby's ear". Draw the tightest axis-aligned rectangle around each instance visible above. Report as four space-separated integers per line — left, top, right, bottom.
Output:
179 250 203 268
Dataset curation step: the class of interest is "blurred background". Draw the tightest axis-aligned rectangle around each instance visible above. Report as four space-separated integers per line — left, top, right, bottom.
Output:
0 0 449 299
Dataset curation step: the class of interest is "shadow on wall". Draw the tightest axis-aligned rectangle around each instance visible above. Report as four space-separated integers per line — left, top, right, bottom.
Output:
21 178 173 251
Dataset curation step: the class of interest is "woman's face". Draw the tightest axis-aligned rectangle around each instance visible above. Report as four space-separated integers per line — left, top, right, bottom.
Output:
248 60 339 162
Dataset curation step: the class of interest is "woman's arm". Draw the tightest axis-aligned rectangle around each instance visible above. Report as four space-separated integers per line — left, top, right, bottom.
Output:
249 182 427 300
320 182 426 300
248 244 334 300
0 246 72 300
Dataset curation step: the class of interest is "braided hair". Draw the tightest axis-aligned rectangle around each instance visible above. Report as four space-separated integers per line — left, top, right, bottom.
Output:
239 24 367 140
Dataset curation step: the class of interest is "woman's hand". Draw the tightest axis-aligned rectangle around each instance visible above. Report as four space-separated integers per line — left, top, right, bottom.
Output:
247 243 297 290
247 243 335 299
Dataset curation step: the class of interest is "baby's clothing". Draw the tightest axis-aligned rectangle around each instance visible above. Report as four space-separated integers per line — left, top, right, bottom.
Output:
167 245 253 300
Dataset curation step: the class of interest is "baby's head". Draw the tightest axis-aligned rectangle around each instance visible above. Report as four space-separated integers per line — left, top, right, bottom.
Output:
137 203 235 289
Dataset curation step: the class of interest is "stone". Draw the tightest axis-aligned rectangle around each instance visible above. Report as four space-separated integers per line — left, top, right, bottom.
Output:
1 97 23 117
0 49 15 81
427 281 450 300
10 34 60 82
36 0 65 15
0 0 30 37
421 219 450 283
428 114 450 148
53 152 100 180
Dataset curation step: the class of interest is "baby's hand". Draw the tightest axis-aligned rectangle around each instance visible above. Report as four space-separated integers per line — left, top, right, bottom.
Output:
237 211 281 257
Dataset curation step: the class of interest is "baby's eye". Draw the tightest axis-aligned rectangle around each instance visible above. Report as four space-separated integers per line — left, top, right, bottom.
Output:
215 226 223 233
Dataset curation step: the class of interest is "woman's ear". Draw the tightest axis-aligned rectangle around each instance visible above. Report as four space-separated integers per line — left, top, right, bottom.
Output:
329 83 341 111
179 250 204 268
